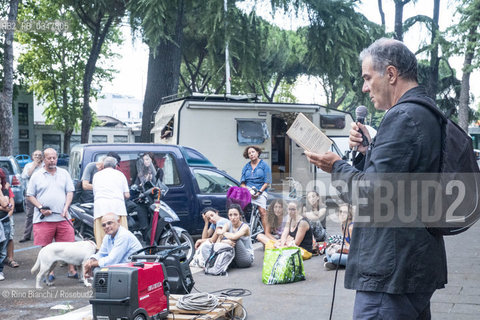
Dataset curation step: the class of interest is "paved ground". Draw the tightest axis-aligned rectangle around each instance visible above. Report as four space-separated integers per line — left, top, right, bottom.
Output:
0 210 479 319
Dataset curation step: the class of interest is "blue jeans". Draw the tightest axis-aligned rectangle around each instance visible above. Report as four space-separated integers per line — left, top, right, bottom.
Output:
326 252 348 267
353 291 433 320
0 220 11 273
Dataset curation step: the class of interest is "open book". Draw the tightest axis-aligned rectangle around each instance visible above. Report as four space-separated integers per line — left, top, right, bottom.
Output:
286 113 332 154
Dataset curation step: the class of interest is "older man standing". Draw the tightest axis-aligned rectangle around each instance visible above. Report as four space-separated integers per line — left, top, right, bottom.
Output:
92 156 130 248
27 148 77 279
19 150 43 243
83 212 142 278
306 38 447 319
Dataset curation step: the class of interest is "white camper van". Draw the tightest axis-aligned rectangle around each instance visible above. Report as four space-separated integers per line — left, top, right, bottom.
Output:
151 94 354 194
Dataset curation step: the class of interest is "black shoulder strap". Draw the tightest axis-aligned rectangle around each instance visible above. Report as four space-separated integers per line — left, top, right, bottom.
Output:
393 97 447 123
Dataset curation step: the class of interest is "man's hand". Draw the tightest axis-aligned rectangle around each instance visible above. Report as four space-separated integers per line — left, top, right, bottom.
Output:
62 205 70 218
83 258 98 278
349 122 372 155
39 207 52 217
305 151 341 173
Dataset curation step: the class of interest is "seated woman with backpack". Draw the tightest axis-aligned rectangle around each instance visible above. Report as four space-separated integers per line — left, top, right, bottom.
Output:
200 204 254 273
256 199 287 248
277 200 314 260
216 204 254 268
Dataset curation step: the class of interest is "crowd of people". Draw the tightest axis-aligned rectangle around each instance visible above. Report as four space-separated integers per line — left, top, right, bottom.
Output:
0 148 147 282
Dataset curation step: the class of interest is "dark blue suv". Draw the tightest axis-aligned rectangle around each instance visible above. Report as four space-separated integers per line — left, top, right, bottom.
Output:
68 144 239 235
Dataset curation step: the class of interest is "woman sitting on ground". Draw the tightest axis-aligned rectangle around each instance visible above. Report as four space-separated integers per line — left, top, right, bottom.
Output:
256 199 287 248
324 204 353 270
278 200 314 260
304 190 327 242
215 204 254 268
194 207 229 249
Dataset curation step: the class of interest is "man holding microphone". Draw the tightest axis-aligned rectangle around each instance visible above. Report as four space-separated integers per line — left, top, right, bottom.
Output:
305 38 447 319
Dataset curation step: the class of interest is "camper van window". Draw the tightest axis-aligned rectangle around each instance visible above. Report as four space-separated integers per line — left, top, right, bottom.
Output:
194 169 238 194
236 119 269 145
93 152 181 187
320 115 346 129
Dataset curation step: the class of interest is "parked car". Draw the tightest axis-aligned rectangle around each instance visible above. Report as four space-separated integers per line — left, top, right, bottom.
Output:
0 156 27 212
69 143 240 235
57 153 70 166
15 154 32 169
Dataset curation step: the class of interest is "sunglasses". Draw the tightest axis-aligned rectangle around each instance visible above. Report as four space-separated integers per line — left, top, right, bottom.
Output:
101 221 115 228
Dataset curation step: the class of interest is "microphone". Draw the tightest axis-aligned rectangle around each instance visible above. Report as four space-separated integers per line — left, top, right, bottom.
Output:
352 106 369 160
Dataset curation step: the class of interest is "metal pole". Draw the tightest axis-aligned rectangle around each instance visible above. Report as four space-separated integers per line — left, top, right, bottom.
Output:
224 0 231 95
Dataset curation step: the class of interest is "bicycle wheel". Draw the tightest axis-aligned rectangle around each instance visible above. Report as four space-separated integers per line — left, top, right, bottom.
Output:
249 207 264 242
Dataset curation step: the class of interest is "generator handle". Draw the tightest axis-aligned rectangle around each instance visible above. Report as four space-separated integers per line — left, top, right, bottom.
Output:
130 255 160 262
89 297 130 305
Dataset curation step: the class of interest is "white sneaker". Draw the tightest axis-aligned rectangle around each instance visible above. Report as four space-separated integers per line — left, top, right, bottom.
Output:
0 272 5 281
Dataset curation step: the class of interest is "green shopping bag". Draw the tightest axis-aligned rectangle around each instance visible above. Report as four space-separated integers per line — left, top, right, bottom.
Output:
262 247 306 285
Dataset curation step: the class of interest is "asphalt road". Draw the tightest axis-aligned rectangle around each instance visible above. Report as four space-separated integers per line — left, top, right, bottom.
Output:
1 209 479 320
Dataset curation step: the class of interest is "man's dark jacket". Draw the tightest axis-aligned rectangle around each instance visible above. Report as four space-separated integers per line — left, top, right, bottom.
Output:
332 86 448 294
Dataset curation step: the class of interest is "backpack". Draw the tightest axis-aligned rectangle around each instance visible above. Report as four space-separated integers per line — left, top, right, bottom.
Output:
204 243 235 276
397 97 480 235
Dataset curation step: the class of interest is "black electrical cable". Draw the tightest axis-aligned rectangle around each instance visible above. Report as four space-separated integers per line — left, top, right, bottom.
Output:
328 209 349 320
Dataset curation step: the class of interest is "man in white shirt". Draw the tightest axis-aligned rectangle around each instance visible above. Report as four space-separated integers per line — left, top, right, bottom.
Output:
19 150 43 242
92 156 130 248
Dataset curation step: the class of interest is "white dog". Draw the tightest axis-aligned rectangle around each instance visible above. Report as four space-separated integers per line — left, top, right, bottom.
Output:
31 240 97 289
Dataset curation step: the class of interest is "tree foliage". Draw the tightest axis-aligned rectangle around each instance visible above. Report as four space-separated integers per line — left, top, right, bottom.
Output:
17 0 117 153
69 0 126 143
128 0 185 142
447 0 480 131
303 0 382 113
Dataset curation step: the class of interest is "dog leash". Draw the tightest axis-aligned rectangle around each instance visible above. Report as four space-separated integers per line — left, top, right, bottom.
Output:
40 210 85 241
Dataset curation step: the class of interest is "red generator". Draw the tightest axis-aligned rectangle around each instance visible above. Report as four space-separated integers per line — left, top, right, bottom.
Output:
90 261 169 320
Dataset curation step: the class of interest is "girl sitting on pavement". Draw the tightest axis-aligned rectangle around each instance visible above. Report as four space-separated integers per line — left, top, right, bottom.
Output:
304 190 327 242
324 204 353 270
216 204 254 268
194 207 229 249
277 200 314 260
256 199 287 248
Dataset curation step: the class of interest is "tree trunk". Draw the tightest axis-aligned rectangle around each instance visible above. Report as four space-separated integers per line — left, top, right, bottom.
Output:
80 15 114 143
393 0 409 41
426 0 440 100
377 0 386 30
0 0 19 156
458 26 477 132
64 128 73 154
140 1 184 142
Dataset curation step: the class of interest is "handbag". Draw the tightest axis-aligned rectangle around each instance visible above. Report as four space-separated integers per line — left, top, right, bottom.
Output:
262 247 305 285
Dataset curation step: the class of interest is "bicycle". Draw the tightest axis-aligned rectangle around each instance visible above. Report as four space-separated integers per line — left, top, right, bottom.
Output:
248 202 264 242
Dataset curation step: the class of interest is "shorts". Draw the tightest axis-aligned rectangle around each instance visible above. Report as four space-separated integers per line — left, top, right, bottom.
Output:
33 220 75 247
251 192 268 209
